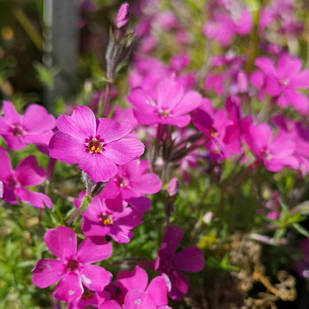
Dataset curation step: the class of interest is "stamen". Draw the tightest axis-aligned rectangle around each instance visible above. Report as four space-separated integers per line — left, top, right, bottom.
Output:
85 136 104 154
100 213 113 226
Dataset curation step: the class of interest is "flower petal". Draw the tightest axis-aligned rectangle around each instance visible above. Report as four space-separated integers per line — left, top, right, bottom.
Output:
44 226 77 260
2 101 22 123
15 188 52 209
173 90 202 116
49 132 85 164
130 174 162 195
97 118 133 143
24 104 56 133
104 137 145 165
57 106 96 140
15 155 46 186
146 276 169 306
77 237 112 263
32 259 65 288
53 272 83 303
80 264 112 291
158 225 183 257
0 147 13 180
117 265 148 292
78 154 118 182
172 246 204 272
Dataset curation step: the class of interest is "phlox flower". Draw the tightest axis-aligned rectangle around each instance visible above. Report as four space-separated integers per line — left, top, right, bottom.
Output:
117 265 171 309
155 226 205 300
32 226 113 303
127 76 202 128
0 147 52 208
243 121 299 172
253 55 309 114
101 159 162 201
82 196 142 243
49 106 144 182
0 101 55 150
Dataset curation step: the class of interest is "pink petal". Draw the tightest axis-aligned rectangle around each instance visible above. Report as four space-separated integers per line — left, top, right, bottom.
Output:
131 174 162 195
15 155 46 186
146 276 168 306
78 154 118 182
173 90 202 116
15 188 52 209
255 57 276 76
2 101 22 123
53 272 83 303
290 70 309 88
100 181 120 199
277 55 301 80
172 246 204 272
133 110 161 125
127 88 158 114
123 289 156 309
159 225 183 257
80 264 112 291
49 132 85 164
24 104 56 133
77 237 112 263
97 119 133 143
57 106 96 140
32 259 65 288
126 196 151 212
44 226 77 260
117 265 148 292
0 147 12 180
168 270 188 300
104 137 145 165
156 77 184 111
2 134 26 150
159 115 191 128
284 89 309 115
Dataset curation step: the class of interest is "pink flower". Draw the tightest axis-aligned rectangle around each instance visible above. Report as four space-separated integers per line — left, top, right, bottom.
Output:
127 76 202 127
243 121 299 172
82 196 142 243
101 159 162 200
117 265 170 309
32 226 113 303
0 101 56 150
0 147 52 208
49 106 144 182
254 55 309 114
155 226 205 300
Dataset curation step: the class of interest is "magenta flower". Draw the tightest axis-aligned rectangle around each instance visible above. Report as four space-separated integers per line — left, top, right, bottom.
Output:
0 147 52 208
101 159 162 200
49 106 144 182
243 121 299 172
82 196 142 243
127 76 202 128
32 226 113 303
117 265 170 309
254 55 309 114
0 101 55 150
155 226 204 300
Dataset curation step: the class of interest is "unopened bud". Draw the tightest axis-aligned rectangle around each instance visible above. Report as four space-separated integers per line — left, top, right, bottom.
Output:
115 3 130 29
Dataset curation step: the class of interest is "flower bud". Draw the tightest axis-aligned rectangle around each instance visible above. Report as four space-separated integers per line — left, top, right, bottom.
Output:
167 177 178 197
115 3 130 29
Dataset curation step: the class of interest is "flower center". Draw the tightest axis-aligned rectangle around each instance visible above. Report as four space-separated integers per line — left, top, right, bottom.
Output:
117 175 130 188
10 125 25 137
100 213 113 226
85 136 103 154
82 288 94 300
6 176 18 190
67 259 79 271
159 109 170 118
280 79 289 86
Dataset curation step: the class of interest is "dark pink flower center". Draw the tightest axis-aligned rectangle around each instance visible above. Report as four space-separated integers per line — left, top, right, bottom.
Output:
100 213 113 226
10 125 25 137
67 259 79 271
85 136 104 154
